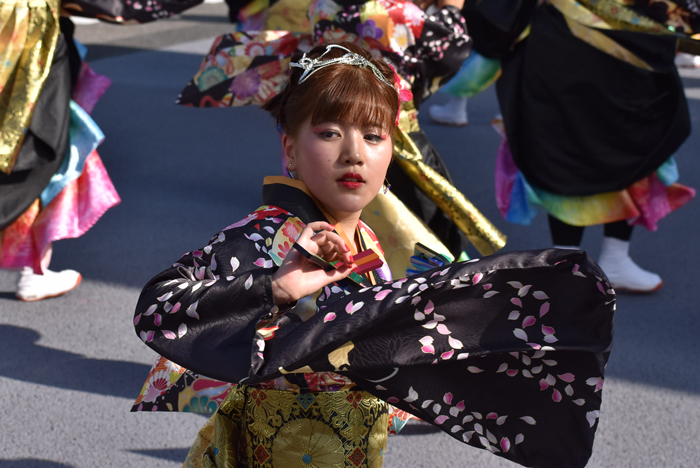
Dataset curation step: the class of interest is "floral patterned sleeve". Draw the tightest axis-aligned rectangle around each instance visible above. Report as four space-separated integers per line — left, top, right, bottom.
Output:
404 4 472 105
133 206 294 383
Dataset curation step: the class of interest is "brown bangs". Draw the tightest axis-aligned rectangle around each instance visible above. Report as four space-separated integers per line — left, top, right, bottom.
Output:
306 65 397 132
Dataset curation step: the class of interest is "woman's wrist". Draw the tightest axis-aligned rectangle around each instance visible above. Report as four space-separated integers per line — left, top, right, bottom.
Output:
271 274 294 305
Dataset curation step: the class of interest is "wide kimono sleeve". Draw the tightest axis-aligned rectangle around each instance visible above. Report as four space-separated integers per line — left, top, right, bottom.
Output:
403 4 473 106
133 206 295 383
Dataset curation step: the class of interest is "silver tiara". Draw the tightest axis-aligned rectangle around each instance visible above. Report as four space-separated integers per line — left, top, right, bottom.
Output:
290 44 393 87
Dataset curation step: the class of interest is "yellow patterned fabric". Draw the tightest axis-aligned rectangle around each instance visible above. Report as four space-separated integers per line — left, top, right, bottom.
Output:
183 385 389 468
392 101 506 256
0 0 59 173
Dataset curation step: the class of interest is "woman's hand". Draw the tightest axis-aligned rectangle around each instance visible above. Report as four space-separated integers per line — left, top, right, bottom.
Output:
271 221 356 305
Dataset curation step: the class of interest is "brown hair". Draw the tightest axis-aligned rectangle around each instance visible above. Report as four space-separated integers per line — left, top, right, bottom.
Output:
262 42 399 136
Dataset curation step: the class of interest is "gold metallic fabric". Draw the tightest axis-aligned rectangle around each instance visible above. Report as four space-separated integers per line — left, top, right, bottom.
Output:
0 0 59 173
392 102 506 256
362 190 453 278
183 385 389 468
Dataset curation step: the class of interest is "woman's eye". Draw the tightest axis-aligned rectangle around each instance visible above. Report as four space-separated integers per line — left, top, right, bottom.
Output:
365 133 384 143
319 130 340 139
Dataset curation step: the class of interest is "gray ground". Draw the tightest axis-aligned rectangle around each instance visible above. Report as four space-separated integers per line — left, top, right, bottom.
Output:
1 3 699 467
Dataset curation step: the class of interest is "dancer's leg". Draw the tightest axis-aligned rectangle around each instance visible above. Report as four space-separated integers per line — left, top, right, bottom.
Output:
548 215 584 249
598 221 662 292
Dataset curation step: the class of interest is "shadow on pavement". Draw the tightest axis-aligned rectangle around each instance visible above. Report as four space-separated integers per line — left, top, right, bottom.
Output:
0 460 74 467
129 448 190 463
0 325 150 400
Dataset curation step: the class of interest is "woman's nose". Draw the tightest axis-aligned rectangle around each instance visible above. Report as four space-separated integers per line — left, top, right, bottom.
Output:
342 131 365 165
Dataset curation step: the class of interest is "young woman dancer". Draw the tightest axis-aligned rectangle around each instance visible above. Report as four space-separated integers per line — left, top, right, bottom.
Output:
134 42 614 468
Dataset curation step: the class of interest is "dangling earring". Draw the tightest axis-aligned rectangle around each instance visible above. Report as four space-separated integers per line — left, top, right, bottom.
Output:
287 163 296 179
383 178 391 194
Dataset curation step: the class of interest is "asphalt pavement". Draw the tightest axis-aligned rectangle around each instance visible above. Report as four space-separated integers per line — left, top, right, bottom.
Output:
1 3 699 467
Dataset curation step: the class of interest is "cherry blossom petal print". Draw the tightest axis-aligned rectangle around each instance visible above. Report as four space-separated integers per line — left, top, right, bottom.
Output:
144 304 157 316
552 388 562 402
405 386 419 402
513 328 528 341
484 291 499 298
520 416 536 425
324 312 336 322
178 323 187 338
511 298 522 307
540 302 550 317
448 336 463 349
230 257 240 272
441 349 454 359
463 431 475 442
522 316 536 328
501 437 511 452
507 281 523 289
375 289 391 300
186 300 200 320
518 285 532 297
532 291 549 300
244 275 253 290
451 425 463 433
558 373 575 382
162 330 176 340
508 310 520 320
435 415 449 425
473 273 483 284
437 324 451 335
497 416 508 425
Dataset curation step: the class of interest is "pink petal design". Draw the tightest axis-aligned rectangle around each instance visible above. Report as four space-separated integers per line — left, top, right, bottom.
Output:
144 304 157 316
532 291 549 300
345 301 364 315
558 373 575 382
456 401 465 411
146 331 155 342
539 379 550 391
443 393 453 404
419 336 434 345
483 283 492 290
411 296 421 305
387 397 399 403
552 388 562 402
520 416 536 425
154 314 162 326
515 433 524 444
507 281 523 289
434 313 446 322
539 302 550 317
518 285 532 297
375 385 387 391
596 380 605 392
441 349 454 360
500 437 511 452
192 250 203 258
324 312 336 322
542 325 555 335
513 328 528 341
163 302 173 313
483 291 499 298
522 316 536 328
486 412 498 419
421 345 435 354
506 369 518 377
134 314 142 326
597 282 605 294
162 330 176 340
497 363 508 373
508 310 520 320
253 257 267 267
511 298 522 307
473 273 483 284
497 415 508 425
527 343 542 350
437 324 451 335
170 303 181 314
424 300 435 315
467 366 483 373
572 264 580 274
375 290 391 300
435 415 449 425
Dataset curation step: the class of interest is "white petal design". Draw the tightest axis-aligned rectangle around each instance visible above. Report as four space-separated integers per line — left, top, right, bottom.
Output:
507 281 523 289
451 425 463 433
448 336 463 349
487 430 497 445
244 275 253 290
467 366 483 373
463 431 475 442
395 296 409 304
573 399 586 406
532 291 549 300
157 292 173 302
419 336 434 345
432 403 442 414
437 324 451 335
497 416 508 425
422 320 438 329
144 304 158 316
497 363 508 373
518 285 532 297
513 328 528 341
515 433 524 445
405 386 419 403
483 291 499 298
520 416 536 425
186 300 200 319
457 353 470 360
230 257 240 273
474 423 483 435
178 323 188 338
433 313 446 322
522 370 533 378
421 400 433 409
414 311 426 321
162 330 176 340
508 311 520 320
543 334 559 343
462 415 474 424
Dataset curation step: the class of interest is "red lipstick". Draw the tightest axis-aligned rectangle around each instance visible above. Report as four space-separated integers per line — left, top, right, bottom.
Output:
338 172 365 189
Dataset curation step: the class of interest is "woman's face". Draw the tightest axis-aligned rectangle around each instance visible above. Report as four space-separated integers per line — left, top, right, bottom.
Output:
284 117 393 222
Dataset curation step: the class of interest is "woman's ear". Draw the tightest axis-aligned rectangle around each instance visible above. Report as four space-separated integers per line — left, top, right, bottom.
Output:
282 134 295 171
